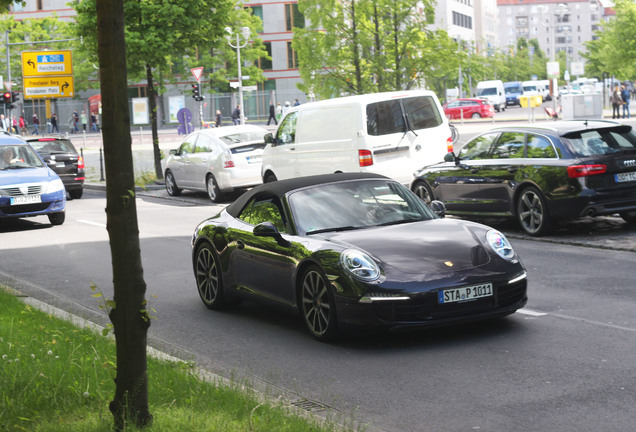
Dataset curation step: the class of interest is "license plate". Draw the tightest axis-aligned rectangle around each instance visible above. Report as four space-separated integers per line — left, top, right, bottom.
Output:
11 195 42 205
438 283 493 304
55 162 65 168
615 172 636 183
246 156 261 164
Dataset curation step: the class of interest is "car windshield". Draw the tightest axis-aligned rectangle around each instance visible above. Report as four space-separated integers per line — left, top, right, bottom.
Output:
477 88 497 96
563 127 636 157
288 179 437 235
0 144 45 170
28 138 76 154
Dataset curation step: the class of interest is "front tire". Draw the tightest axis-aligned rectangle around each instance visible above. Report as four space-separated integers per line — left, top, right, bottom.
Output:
516 186 552 236
264 172 278 183
165 170 182 196
194 243 227 310
48 212 65 226
300 265 338 341
619 211 636 224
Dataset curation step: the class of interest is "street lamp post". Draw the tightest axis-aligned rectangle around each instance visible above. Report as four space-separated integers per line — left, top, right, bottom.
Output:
225 26 250 126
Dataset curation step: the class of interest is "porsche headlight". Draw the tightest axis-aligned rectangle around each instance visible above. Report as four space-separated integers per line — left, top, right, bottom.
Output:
44 179 65 194
340 249 381 281
486 229 515 260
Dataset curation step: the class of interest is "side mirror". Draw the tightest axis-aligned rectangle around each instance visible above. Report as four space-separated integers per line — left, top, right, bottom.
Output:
430 200 446 218
443 152 456 163
264 133 278 146
254 221 290 247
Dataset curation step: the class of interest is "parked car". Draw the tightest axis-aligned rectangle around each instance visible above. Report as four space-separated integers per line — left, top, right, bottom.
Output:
261 90 452 186
0 135 66 225
443 98 495 120
27 135 85 199
191 172 528 341
504 81 524 106
164 125 269 202
476 80 506 112
411 121 636 236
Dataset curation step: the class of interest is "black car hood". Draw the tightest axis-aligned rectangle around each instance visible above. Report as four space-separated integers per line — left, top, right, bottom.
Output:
323 218 491 274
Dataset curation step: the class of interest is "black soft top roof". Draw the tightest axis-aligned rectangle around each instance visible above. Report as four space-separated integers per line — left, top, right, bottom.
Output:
226 172 388 217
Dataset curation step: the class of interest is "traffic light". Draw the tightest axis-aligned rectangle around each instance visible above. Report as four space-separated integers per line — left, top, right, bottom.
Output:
0 92 5 103
191 83 204 101
11 91 19 103
2 92 12 109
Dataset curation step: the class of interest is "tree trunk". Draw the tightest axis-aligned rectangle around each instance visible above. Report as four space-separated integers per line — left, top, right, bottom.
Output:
146 63 163 180
96 0 152 429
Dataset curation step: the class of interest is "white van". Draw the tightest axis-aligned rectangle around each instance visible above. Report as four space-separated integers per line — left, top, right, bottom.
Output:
522 80 539 96
475 80 506 112
535 80 551 100
261 90 451 185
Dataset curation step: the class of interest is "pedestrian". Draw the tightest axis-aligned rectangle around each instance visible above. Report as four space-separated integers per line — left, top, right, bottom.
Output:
0 114 7 131
81 110 87 131
276 102 282 122
282 101 291 117
90 113 99 132
621 85 631 119
610 85 623 119
32 113 40 135
215 110 222 127
293 99 300 106
50 113 59 133
19 115 28 136
72 110 79 133
267 101 277 125
231 104 241 125
11 116 18 134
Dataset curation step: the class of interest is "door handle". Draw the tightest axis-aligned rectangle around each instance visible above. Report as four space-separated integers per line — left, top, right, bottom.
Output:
237 240 245 250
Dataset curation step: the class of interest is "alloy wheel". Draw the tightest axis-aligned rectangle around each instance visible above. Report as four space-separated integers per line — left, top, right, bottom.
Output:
301 267 335 340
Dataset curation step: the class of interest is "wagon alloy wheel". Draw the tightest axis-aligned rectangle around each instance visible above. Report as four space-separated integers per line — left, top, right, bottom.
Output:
207 175 222 202
165 170 181 196
300 266 337 341
516 187 552 236
195 243 226 309
412 180 433 204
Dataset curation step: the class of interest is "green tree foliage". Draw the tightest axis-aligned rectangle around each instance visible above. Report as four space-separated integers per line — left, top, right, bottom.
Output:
583 0 636 80
293 0 448 98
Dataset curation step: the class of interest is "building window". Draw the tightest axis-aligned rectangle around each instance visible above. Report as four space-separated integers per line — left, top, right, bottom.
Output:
285 3 305 31
249 6 263 23
452 11 472 29
287 42 298 69
259 42 273 71
37 0 43 10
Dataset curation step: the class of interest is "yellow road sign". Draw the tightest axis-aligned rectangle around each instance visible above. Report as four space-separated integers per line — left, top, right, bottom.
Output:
23 76 75 99
21 50 73 77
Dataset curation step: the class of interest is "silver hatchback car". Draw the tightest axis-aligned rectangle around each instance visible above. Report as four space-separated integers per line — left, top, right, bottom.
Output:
164 125 268 202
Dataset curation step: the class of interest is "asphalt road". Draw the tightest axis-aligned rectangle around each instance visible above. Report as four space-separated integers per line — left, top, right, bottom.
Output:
2 189 636 432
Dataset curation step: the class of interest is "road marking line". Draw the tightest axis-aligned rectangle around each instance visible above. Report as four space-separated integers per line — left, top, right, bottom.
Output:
517 308 548 317
77 219 106 228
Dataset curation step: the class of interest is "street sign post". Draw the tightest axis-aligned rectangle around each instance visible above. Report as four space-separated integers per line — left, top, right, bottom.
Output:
23 76 75 99
21 50 73 77
190 67 203 82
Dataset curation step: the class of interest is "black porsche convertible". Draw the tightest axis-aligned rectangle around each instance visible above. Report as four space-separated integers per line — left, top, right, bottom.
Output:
191 173 528 341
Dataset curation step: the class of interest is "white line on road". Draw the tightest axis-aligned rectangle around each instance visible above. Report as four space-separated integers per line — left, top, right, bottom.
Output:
77 219 106 228
517 308 548 317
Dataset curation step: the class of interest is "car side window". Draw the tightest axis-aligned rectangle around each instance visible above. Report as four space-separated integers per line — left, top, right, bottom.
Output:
447 101 460 108
239 195 287 233
492 132 525 159
459 133 497 160
195 135 216 153
179 134 198 155
367 100 405 135
527 134 557 158
277 112 297 145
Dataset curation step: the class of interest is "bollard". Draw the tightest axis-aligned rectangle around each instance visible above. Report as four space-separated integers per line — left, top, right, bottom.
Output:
82 130 86 150
139 127 143 146
99 147 105 182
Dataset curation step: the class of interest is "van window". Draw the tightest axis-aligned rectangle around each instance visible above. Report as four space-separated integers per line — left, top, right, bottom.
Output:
404 96 443 130
367 100 404 136
300 106 356 142
277 112 298 145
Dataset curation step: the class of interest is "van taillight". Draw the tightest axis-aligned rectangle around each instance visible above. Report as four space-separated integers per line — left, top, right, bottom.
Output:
359 150 373 167
567 164 606 178
77 156 85 169
447 137 454 153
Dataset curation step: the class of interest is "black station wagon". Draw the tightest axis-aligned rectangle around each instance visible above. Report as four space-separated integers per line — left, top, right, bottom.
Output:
411 120 636 236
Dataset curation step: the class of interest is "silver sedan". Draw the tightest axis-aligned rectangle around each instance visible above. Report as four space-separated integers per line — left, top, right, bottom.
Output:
164 125 268 202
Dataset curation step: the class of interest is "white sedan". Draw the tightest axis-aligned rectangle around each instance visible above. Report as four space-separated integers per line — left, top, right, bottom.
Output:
164 125 268 202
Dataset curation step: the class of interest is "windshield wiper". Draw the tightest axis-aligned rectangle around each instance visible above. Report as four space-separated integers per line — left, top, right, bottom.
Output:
306 225 364 235
377 218 423 227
